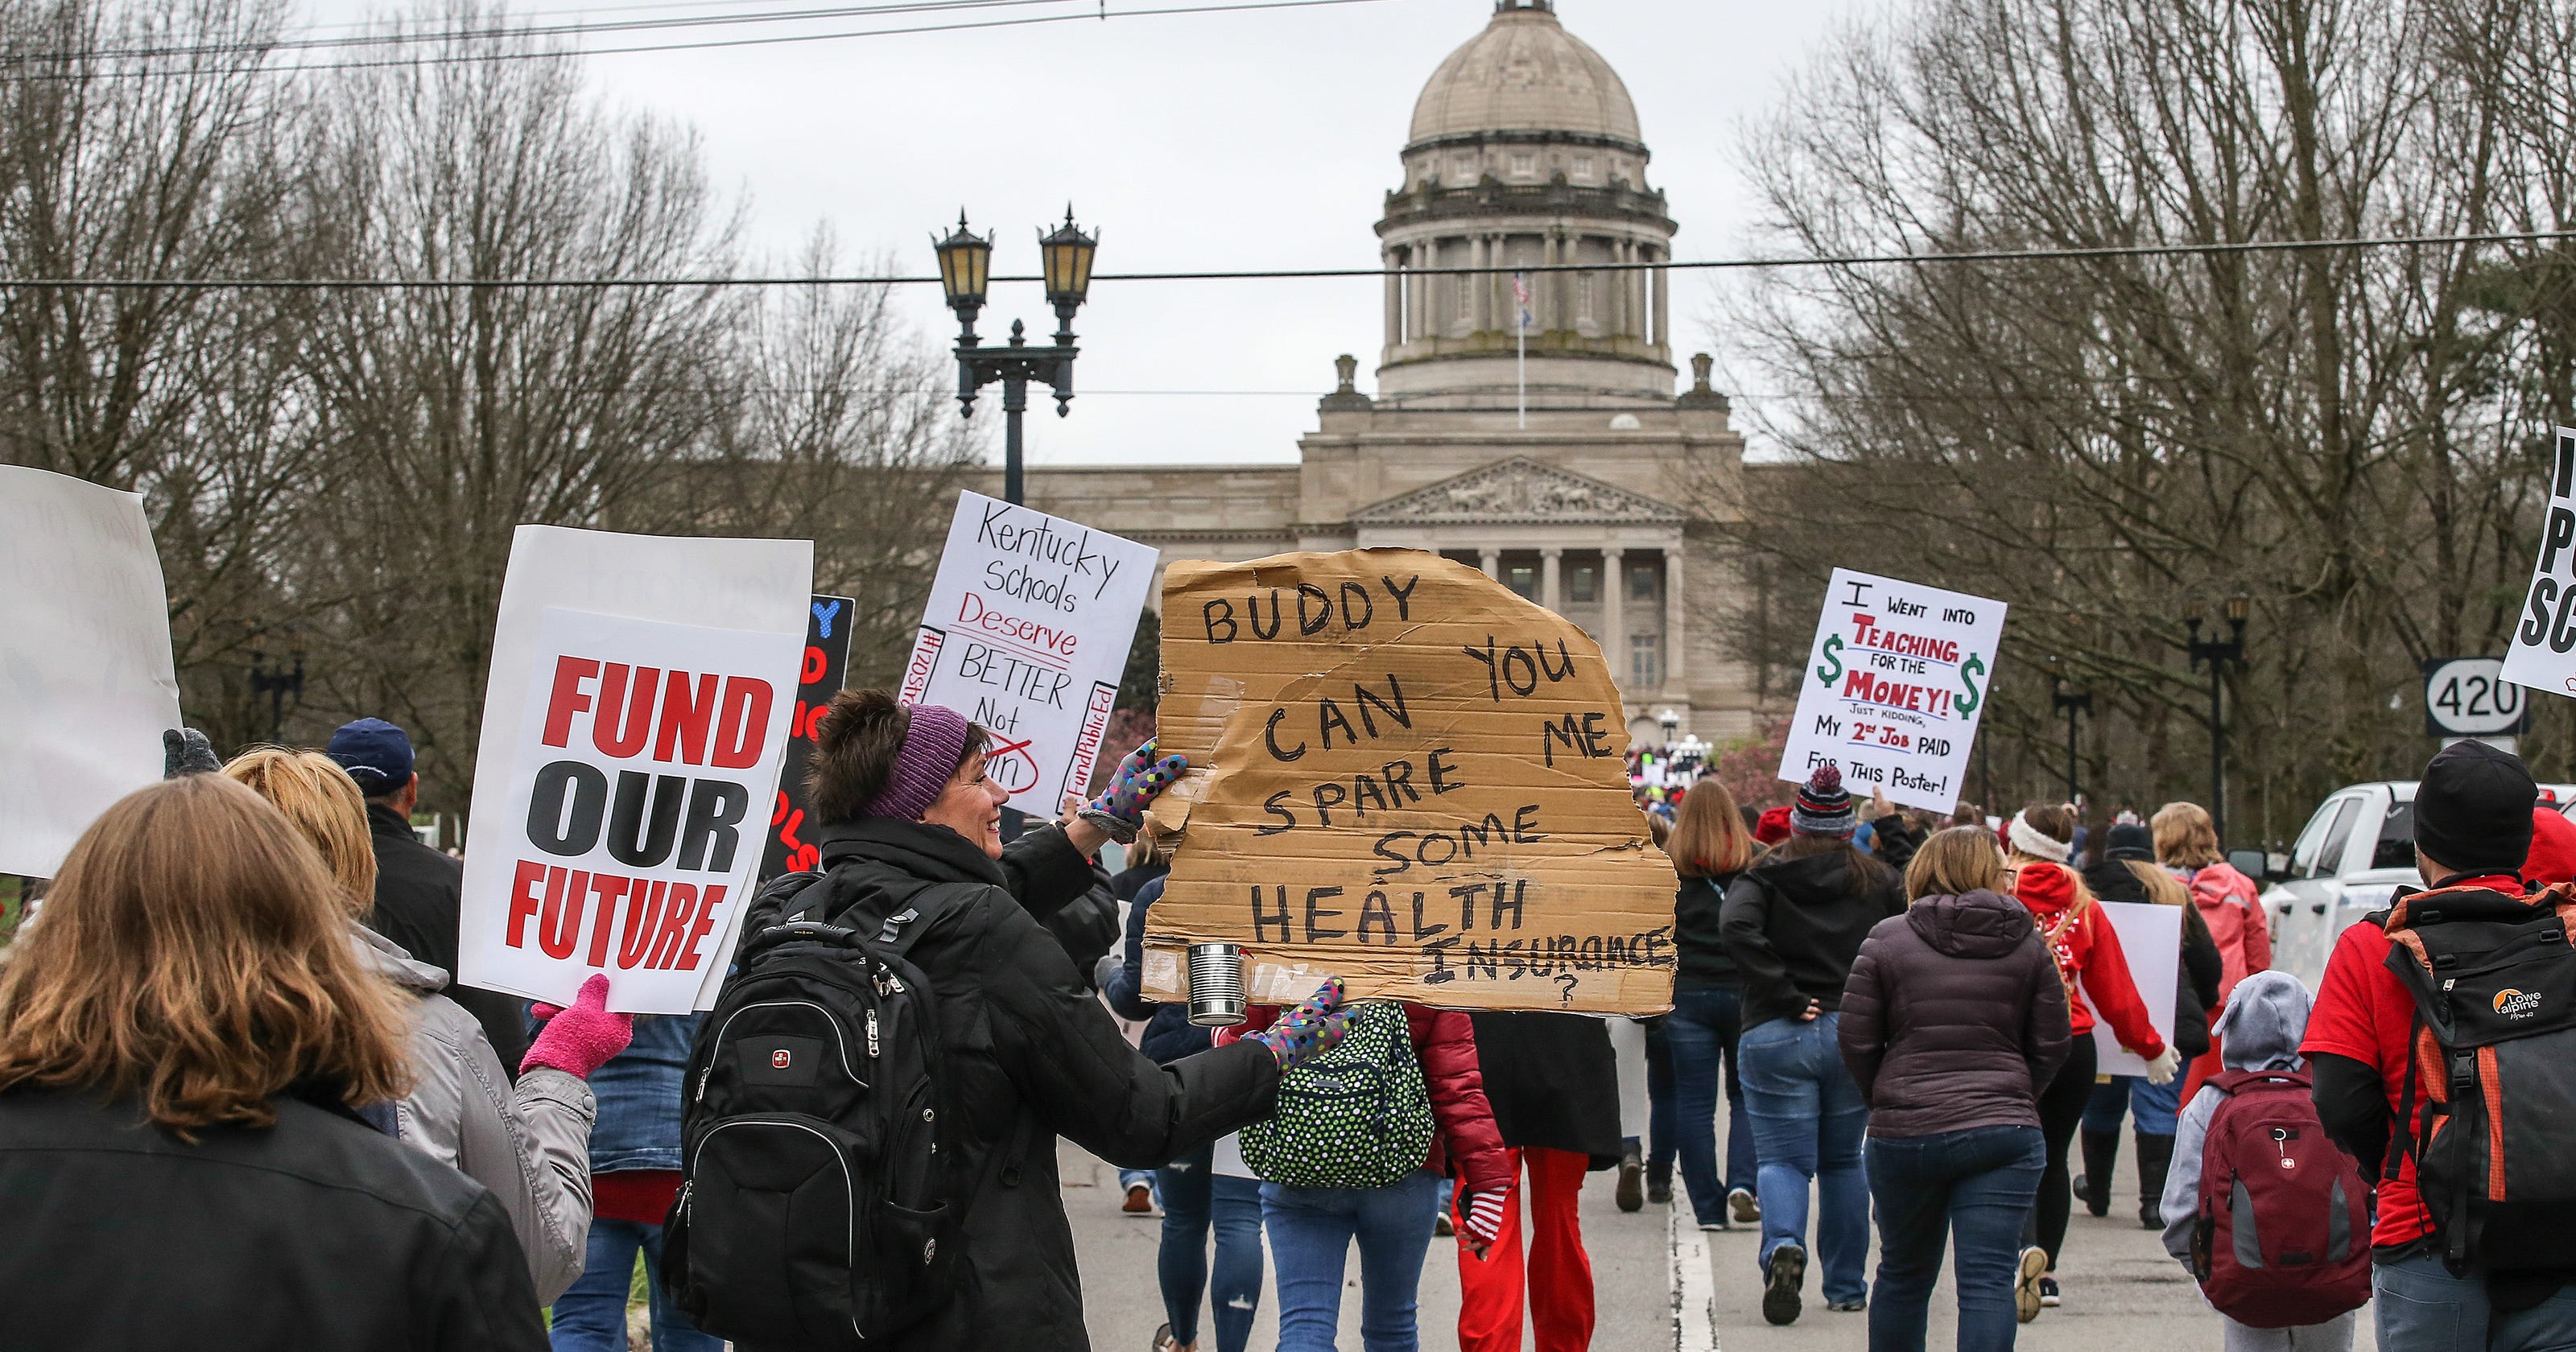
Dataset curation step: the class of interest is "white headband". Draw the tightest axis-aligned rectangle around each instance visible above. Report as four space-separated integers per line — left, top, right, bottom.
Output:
2008 813 2071 863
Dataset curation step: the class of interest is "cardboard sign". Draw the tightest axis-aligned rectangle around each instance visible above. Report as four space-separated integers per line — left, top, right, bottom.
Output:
1140 549 1678 1015
0 467 184 878
2087 900 2183 1078
898 491 1155 813
460 526 811 1012
762 595 855 879
2503 427 2576 699
1777 568 2007 814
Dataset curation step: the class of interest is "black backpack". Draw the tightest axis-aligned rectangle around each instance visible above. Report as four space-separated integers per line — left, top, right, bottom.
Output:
663 870 975 1347
2380 880 2576 1273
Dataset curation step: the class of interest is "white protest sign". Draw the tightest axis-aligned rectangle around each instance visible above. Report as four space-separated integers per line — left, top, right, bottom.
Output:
0 466 181 878
2088 900 2183 1078
898 490 1155 810
460 526 811 1012
1777 568 2006 814
2501 427 2576 699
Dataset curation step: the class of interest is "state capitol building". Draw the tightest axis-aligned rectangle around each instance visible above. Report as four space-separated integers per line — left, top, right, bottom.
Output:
1018 0 1760 749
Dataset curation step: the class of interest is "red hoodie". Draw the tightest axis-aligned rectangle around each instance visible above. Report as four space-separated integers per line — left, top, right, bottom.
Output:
2012 862 2165 1057
2527 805 2576 887
1223 1004 1513 1199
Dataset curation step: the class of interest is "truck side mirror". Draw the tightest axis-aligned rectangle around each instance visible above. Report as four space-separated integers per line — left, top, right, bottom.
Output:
2228 847 2275 883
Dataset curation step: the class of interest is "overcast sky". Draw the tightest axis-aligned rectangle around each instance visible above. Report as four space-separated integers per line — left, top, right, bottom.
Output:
294 0 1860 464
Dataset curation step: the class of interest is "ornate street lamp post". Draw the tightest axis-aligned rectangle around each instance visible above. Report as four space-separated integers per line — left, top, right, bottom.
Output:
248 629 305 744
2186 595 2252 845
2049 657 2091 805
933 208 1099 505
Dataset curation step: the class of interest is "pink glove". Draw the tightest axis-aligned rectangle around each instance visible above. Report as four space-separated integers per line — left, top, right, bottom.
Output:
1461 1189 1509 1253
520 974 635 1078
1247 977 1358 1070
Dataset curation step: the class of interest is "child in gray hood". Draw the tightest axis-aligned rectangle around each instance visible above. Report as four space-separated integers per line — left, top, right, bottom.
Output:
2158 971 2357 1350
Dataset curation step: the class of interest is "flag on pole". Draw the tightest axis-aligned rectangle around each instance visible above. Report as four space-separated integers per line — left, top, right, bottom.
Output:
1512 271 1530 429
1512 272 1533 332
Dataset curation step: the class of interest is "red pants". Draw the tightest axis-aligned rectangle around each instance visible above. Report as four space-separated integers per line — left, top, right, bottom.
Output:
1455 1146 1595 1352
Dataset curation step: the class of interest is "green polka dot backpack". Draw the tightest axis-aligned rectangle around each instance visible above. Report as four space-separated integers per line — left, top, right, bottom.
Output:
1240 1000 1437 1189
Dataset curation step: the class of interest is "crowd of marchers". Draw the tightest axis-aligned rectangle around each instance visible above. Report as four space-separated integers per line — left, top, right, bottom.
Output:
6 699 2576 1352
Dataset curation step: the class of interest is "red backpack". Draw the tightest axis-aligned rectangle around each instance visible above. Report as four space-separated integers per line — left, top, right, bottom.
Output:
2189 1069 2372 1328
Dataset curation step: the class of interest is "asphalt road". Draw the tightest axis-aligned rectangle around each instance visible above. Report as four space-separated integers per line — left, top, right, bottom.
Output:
1066 1138 2383 1350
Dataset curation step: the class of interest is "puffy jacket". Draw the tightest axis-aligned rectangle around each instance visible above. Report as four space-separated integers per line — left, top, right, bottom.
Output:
365 802 528 1073
1720 847 1908 1030
782 816 1281 1352
2011 862 2166 1058
362 926 595 1304
2176 860 2271 1001
1225 1004 1513 1200
1837 889 2072 1138
2082 860 2224 1060
1674 870 1744 989
0 1084 547 1351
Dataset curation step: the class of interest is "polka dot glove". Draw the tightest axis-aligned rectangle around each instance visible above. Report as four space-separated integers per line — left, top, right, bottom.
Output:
520 974 636 1080
1249 977 1357 1071
1461 1189 1509 1251
1081 740 1188 844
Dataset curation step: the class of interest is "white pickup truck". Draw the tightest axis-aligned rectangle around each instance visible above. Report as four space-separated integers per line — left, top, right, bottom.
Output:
2259 780 2576 988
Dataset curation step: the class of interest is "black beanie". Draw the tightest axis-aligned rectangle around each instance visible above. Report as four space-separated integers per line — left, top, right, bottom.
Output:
2103 822 2155 860
2413 740 2537 877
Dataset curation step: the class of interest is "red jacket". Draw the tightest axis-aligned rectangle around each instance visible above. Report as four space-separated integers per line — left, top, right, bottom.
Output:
2012 863 2165 1058
2178 860 2271 1003
1223 1004 1513 1198
2528 806 2576 887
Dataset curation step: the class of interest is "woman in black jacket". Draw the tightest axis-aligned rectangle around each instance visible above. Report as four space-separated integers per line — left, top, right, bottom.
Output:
1719 766 1906 1326
0 775 547 1352
1666 779 1764 1230
2074 822 2223 1230
774 690 1346 1352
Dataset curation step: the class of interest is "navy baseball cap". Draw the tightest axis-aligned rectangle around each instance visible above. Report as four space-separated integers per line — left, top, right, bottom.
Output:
328 718 416 793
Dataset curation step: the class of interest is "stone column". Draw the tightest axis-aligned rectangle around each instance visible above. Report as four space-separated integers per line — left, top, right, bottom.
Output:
1601 546 1627 684
1663 540 1685 690
1470 235 1488 332
1651 245 1670 352
1385 248 1402 350
1541 547 1563 609
1480 546 1501 579
1610 238 1629 338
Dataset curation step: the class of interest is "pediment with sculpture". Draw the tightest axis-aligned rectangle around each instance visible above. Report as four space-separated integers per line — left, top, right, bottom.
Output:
1349 456 1689 526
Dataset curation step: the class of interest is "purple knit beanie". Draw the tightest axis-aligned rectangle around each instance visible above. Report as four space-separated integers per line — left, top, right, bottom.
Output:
861 703 975 822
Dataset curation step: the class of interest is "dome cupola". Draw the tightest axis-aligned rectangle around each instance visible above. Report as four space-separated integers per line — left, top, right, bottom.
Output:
1375 2 1676 407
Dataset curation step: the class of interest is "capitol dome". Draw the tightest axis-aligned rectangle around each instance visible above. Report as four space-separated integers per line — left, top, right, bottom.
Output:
1407 1 1642 149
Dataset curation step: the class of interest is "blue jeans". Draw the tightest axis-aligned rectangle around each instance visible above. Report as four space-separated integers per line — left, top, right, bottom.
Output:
1158 1144 1263 1352
1665 986 1759 1226
1264 1169 1443 1352
1738 1012 1870 1304
547 1218 721 1352
1864 1126 2046 1352
2081 1074 2181 1136
2375 1250 2576 1350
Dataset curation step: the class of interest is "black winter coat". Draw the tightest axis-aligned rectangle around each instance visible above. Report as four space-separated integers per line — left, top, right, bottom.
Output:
2080 860 2224 1060
364 803 528 1072
1721 847 1909 1030
1468 1011 1624 1168
1674 871 1744 990
0 1086 546 1351
1837 889 2073 1139
790 818 1279 1352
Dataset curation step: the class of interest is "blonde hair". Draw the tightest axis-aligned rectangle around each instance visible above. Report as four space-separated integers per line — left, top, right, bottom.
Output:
2152 802 2225 870
221 748 378 920
1905 826 2006 900
1669 780 1756 878
2124 859 2191 906
0 776 414 1132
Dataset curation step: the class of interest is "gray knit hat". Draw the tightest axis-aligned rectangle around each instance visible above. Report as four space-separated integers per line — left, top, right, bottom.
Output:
1790 765 1857 839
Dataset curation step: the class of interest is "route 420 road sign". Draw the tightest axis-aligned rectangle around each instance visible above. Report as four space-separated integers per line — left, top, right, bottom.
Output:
2423 657 2531 737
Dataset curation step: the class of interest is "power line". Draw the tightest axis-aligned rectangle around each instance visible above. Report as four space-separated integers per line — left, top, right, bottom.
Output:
0 0 1389 78
7 228 2574 291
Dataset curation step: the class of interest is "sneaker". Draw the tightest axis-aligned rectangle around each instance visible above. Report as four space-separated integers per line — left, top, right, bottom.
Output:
1122 1184 1154 1215
1826 1299 1866 1313
1761 1243 1806 1326
1698 1222 1725 1232
2039 1277 2062 1309
1616 1150 1645 1213
1728 1187 1761 1225
2014 1247 2048 1324
1435 1210 1455 1238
